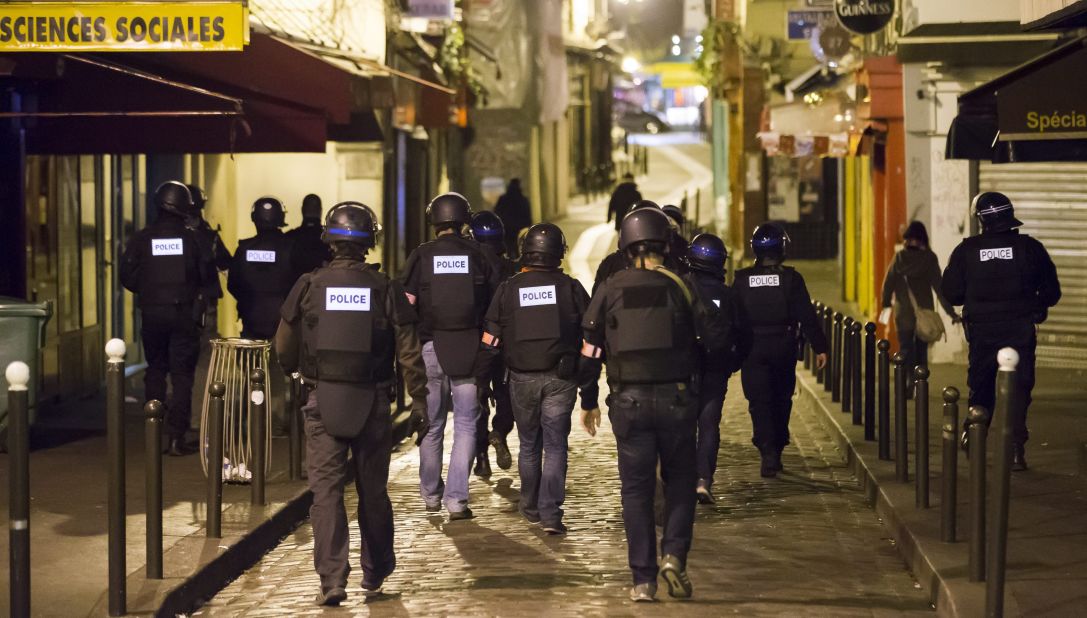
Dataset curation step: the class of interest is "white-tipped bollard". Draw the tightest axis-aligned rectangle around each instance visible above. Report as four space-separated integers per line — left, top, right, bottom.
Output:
987 345 1020 617
105 338 126 364
6 361 30 391
997 347 1019 372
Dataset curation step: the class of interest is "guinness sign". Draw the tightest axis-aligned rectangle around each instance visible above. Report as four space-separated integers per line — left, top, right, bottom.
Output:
834 0 894 35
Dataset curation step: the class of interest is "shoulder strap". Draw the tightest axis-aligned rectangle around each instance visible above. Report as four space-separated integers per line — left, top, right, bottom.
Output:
652 266 693 305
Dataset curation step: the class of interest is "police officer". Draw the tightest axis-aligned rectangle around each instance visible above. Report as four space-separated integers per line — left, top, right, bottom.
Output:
120 181 215 456
581 207 704 602
287 193 333 275
941 192 1061 471
482 223 595 535
228 197 299 340
662 204 690 275
401 193 499 520
470 210 518 477
186 184 232 303
592 200 685 295
684 233 751 503
734 224 828 478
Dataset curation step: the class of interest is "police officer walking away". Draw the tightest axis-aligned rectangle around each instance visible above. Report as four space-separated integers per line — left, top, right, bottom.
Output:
186 184 231 422
734 224 827 478
470 210 518 476
275 202 429 606
121 181 215 456
287 193 333 275
401 193 499 520
581 208 705 602
684 233 750 504
941 192 1061 471
482 223 595 535
228 197 299 340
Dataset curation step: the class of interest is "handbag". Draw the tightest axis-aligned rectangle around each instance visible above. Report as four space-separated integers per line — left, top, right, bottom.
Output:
903 273 945 343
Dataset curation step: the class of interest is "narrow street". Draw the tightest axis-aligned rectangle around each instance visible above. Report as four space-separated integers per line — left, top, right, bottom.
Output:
197 139 932 616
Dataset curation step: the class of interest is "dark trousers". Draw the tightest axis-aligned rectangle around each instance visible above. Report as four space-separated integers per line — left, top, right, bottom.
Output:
966 319 1036 445
897 328 928 390
696 369 730 484
476 361 514 454
608 382 697 585
508 370 576 526
740 333 797 450
303 387 395 589
141 304 200 440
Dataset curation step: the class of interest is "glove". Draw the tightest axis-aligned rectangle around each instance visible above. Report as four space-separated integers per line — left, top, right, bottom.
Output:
878 307 892 326
477 382 494 408
409 402 429 447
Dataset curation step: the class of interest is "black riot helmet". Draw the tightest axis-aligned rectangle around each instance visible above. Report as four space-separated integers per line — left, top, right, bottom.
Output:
750 223 789 263
628 199 661 214
154 181 196 218
251 197 287 230
186 184 208 210
520 223 567 268
687 233 727 277
972 192 1023 233
426 192 472 228
301 194 322 222
619 207 672 252
470 211 506 254
322 201 380 249
662 204 685 228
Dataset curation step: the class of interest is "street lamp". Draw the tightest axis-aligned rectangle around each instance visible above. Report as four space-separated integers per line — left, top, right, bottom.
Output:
621 56 641 73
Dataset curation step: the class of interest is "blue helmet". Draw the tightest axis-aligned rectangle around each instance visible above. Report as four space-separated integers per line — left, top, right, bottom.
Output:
687 233 727 276
751 223 789 261
322 202 380 248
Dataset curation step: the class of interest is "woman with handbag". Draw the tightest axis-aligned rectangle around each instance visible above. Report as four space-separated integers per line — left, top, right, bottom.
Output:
878 221 960 396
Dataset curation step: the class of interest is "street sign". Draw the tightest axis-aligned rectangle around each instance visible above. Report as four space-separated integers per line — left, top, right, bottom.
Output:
0 1 248 51
787 10 834 41
834 0 894 35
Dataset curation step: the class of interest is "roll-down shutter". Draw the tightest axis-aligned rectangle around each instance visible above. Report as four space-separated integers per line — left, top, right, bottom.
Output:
978 162 1087 368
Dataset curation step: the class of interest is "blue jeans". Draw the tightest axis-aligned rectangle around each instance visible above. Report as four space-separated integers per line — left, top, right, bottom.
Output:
508 370 576 526
420 341 480 512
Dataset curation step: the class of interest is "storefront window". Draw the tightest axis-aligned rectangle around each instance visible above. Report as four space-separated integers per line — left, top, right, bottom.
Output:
79 155 99 329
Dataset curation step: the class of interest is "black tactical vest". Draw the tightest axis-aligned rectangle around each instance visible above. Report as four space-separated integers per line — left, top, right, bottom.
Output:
963 232 1029 319
685 272 736 364
417 235 489 331
139 226 199 305
300 264 395 384
603 268 695 383
235 233 297 296
503 271 581 372
736 265 792 329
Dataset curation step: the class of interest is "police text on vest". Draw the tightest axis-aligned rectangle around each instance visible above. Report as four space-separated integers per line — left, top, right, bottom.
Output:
979 247 1014 262
749 274 780 287
519 285 557 307
246 250 276 263
151 238 183 256
433 255 469 274
326 287 371 311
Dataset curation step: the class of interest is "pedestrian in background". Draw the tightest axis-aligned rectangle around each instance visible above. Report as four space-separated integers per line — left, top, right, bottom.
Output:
494 178 532 257
287 193 333 275
607 172 642 233
878 221 959 395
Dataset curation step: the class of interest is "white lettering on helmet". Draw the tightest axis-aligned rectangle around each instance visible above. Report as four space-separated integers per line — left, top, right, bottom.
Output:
749 274 780 288
151 238 184 256
979 247 1014 262
326 287 371 311
246 250 276 263
433 255 470 274
519 285 557 307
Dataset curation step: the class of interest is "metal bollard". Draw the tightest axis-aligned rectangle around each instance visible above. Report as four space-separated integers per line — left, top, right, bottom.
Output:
893 352 909 482
842 317 854 413
805 304 815 372
968 405 990 582
7 362 31 618
987 348 1020 618
207 382 226 538
250 368 267 506
105 339 127 616
818 307 830 386
289 374 302 482
864 323 876 439
822 306 833 388
851 322 863 426
832 313 843 402
878 340 891 460
941 387 961 543
144 400 164 579
915 366 930 509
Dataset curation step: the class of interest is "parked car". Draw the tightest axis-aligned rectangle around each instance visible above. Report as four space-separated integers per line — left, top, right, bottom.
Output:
616 108 670 134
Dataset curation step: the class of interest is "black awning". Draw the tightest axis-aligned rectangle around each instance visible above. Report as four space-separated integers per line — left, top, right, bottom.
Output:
946 36 1087 163
897 21 1058 65
1023 0 1087 31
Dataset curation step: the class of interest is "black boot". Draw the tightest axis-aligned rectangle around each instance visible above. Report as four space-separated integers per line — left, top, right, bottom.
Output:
759 446 778 479
490 431 513 470
473 452 492 478
165 437 197 457
1012 445 1028 472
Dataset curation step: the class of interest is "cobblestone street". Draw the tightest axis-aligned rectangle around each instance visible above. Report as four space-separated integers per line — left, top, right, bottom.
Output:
197 375 932 616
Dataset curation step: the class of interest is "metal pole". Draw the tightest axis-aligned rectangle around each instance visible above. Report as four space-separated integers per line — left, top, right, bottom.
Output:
251 368 267 506
832 313 843 403
941 387 961 543
851 322 863 425
842 317 854 413
104 339 127 616
864 322 876 439
968 405 990 582
915 366 930 508
805 303 817 372
289 374 302 482
987 349 1019 618
818 306 829 386
7 362 31 618
893 352 909 482
878 340 891 460
207 382 226 538
144 400 163 579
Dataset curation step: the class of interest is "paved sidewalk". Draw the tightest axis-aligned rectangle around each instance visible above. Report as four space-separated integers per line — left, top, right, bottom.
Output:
198 375 932 616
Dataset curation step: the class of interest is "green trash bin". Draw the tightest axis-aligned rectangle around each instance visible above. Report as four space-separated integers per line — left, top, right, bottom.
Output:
0 297 53 440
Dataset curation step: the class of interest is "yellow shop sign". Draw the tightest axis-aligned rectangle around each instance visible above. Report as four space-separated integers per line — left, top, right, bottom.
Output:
0 2 248 51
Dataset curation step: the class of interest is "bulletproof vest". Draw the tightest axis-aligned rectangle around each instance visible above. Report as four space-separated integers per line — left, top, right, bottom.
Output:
684 272 735 362
503 271 581 372
603 268 695 384
736 265 792 328
418 235 488 332
300 263 395 384
139 223 199 305
235 233 296 296
963 232 1030 320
